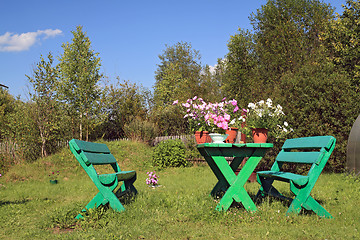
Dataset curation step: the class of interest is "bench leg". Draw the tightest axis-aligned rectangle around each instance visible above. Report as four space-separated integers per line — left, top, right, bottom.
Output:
123 176 138 194
256 175 289 201
76 192 108 219
288 182 332 218
303 195 333 219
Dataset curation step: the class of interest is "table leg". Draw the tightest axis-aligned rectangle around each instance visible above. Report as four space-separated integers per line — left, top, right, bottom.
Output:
215 149 266 212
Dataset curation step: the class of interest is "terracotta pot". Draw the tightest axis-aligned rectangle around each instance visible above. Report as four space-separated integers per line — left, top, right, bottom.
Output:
195 131 212 144
225 127 238 143
252 128 268 143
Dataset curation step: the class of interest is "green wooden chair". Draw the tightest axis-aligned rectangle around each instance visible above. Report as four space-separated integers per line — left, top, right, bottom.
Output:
255 136 336 218
69 139 137 219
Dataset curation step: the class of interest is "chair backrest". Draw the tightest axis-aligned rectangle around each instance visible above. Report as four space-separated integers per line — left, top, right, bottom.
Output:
275 136 336 165
69 139 117 166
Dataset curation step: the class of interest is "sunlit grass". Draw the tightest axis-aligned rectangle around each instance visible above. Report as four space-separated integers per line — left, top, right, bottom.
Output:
0 140 359 239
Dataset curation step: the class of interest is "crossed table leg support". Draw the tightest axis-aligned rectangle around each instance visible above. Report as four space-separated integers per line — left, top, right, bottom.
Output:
198 147 268 212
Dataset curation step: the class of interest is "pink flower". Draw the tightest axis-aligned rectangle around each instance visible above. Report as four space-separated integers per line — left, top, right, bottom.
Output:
231 100 237 106
193 96 198 100
234 106 239 113
224 114 230 121
172 100 178 105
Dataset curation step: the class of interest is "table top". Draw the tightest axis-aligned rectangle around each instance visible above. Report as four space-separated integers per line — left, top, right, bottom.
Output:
197 142 273 148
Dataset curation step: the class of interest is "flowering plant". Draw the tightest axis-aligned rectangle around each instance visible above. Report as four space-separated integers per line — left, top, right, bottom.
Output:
49 170 59 180
174 96 240 134
238 98 293 138
146 171 159 187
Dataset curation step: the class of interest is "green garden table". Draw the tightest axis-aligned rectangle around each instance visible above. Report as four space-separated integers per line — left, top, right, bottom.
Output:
197 142 273 212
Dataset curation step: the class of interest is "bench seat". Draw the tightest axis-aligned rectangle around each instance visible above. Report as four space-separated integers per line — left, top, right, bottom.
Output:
98 171 137 185
257 171 309 187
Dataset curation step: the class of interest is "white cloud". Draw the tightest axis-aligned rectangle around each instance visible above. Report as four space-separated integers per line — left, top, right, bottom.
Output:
0 29 62 52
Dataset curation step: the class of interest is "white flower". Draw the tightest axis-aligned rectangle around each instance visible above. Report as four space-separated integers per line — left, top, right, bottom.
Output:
284 121 288 127
259 100 265 105
266 98 272 107
248 103 255 109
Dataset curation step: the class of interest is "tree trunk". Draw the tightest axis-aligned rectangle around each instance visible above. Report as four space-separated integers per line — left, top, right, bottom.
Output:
79 112 83 140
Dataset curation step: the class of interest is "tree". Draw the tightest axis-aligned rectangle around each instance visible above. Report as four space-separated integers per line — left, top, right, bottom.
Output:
27 52 63 157
99 78 149 139
153 41 202 106
250 0 334 86
0 88 15 141
58 25 102 140
321 0 360 90
219 29 258 106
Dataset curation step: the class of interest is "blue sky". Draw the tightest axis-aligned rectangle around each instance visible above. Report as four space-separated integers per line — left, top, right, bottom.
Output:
0 0 346 99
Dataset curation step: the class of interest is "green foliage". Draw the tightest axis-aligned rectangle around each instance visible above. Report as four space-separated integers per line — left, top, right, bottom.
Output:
321 0 360 90
153 41 203 106
220 29 258 105
99 79 150 140
152 139 190 169
277 61 360 172
250 0 334 85
0 88 16 140
27 52 65 157
123 117 159 144
151 104 188 136
58 25 103 141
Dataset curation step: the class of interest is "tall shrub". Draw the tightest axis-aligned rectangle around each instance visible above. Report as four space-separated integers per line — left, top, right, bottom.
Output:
276 61 360 172
152 139 190 169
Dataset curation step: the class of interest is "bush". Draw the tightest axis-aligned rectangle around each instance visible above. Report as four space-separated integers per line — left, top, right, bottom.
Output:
152 139 190 169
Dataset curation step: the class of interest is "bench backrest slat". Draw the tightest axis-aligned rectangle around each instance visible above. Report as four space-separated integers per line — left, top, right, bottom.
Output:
82 152 117 165
281 136 335 151
71 139 111 154
276 151 324 164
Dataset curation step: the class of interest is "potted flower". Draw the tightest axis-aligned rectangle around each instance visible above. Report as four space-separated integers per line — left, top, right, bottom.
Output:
49 171 60 184
146 171 159 188
174 96 213 143
175 97 241 143
238 98 292 143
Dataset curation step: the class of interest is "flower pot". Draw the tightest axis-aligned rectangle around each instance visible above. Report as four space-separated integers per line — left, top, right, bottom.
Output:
195 131 212 144
50 179 58 184
209 133 229 143
252 128 268 143
225 127 238 143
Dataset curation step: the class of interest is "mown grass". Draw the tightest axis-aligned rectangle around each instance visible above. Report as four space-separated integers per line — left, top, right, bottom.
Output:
0 140 359 239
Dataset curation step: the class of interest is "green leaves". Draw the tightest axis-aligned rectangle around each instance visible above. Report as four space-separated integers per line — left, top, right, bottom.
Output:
58 25 102 140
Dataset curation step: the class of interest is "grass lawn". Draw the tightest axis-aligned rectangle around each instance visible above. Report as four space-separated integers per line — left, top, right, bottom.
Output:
0 140 359 239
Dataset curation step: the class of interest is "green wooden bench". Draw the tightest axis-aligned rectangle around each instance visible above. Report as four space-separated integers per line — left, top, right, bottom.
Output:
69 139 137 219
255 136 336 218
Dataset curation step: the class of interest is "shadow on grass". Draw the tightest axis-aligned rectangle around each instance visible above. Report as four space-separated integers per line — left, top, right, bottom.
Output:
0 199 31 206
252 192 330 217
